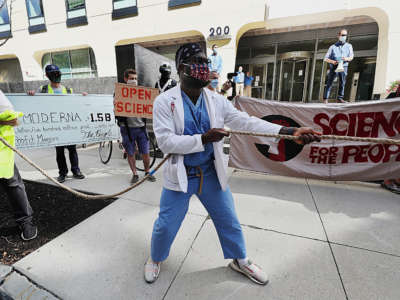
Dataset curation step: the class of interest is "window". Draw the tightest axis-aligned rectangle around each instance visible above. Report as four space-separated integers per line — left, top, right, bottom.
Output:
42 48 97 80
112 0 137 19
25 0 46 33
168 0 201 9
65 0 87 27
0 1 11 39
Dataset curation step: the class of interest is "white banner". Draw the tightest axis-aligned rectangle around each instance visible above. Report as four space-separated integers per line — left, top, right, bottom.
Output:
229 97 400 181
6 94 120 149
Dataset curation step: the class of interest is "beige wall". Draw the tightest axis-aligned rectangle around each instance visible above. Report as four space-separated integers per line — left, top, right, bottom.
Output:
0 0 399 96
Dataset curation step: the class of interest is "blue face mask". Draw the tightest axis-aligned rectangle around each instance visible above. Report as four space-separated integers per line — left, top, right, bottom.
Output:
339 36 347 43
210 79 219 89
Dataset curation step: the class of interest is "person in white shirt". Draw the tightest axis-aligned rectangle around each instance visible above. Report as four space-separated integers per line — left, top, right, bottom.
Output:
143 43 321 285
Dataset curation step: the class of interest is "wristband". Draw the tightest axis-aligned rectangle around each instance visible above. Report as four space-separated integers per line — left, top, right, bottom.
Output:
279 127 296 136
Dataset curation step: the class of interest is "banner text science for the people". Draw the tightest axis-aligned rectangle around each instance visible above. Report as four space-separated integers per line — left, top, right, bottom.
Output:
229 97 400 181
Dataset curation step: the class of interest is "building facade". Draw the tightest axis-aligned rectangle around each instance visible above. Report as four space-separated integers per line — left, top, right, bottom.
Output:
0 0 399 101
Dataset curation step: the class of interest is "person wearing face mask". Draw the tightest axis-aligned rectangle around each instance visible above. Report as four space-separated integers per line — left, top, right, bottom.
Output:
323 29 354 103
234 66 245 96
155 62 177 93
208 71 232 96
116 69 156 184
207 71 220 92
144 43 321 285
208 44 223 75
27 64 86 183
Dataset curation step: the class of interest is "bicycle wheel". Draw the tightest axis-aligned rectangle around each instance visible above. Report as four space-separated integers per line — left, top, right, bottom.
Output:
135 138 157 171
99 141 113 164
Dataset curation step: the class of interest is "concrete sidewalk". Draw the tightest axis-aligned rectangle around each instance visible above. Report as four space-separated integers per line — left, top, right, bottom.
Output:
1 146 400 299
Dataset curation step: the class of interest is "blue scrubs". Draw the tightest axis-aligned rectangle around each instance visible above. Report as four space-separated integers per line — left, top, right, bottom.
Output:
150 91 246 262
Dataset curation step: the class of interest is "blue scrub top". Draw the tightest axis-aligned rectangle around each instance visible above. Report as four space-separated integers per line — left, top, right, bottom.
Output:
181 91 215 175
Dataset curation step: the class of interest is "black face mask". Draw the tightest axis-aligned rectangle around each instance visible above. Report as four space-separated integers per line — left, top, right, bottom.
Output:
47 72 61 83
180 63 210 89
160 70 171 79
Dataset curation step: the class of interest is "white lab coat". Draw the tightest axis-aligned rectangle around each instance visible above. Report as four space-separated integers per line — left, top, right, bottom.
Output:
153 85 282 193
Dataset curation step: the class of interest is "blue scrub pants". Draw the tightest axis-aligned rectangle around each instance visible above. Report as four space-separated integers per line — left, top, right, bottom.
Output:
151 169 247 262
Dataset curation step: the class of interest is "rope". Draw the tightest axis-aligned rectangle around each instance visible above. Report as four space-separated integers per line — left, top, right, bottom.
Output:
0 135 170 200
227 130 400 145
1 129 399 200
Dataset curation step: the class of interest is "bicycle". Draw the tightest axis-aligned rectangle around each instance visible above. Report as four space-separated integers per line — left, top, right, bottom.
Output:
98 134 159 171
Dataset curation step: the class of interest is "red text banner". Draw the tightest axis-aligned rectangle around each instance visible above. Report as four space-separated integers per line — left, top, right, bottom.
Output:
229 97 400 181
114 83 159 119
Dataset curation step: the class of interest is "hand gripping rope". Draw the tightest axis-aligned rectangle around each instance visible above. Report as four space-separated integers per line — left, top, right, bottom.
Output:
1 131 399 200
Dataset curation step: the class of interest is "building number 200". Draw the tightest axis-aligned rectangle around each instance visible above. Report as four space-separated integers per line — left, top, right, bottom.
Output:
209 26 230 37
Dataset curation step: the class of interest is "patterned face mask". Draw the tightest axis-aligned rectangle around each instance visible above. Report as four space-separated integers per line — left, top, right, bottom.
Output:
183 63 210 82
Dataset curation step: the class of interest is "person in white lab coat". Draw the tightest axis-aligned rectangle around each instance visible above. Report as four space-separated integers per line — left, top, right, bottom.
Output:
144 43 321 285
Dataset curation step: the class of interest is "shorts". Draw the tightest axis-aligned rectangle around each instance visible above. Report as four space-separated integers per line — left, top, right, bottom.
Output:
120 126 149 156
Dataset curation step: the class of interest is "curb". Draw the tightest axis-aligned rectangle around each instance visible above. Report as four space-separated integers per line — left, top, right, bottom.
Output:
0 264 61 300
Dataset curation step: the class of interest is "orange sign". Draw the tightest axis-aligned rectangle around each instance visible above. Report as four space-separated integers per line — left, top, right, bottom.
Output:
114 83 159 119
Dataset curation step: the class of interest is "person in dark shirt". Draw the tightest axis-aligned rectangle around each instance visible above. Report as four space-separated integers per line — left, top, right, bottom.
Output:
155 63 177 93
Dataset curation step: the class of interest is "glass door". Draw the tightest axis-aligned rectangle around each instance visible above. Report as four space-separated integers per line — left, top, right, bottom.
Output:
265 62 274 99
279 60 294 101
292 59 307 101
251 64 265 98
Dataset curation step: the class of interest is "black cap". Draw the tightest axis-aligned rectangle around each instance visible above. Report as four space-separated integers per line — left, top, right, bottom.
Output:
45 64 60 73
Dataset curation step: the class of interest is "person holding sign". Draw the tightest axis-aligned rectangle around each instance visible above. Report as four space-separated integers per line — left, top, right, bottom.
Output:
116 69 156 184
323 29 354 103
27 64 86 183
144 43 321 285
0 89 37 241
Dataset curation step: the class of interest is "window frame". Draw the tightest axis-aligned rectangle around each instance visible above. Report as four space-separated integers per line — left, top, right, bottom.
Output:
42 48 98 80
112 0 138 20
25 0 46 34
65 0 88 27
168 0 201 9
0 1 11 39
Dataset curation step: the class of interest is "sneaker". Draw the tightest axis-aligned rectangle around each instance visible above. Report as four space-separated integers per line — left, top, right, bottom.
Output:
20 222 38 241
131 174 139 184
145 173 156 182
57 175 66 183
381 182 400 194
73 172 85 179
229 259 269 285
337 99 347 103
144 258 160 283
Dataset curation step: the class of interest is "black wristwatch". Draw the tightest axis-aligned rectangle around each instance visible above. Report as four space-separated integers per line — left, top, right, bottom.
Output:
279 127 297 135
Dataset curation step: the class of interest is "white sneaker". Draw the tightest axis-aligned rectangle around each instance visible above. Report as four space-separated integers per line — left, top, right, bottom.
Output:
229 259 269 285
144 258 160 283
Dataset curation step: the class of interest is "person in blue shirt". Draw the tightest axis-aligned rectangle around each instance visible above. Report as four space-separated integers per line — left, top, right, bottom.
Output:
244 71 254 97
323 29 354 103
234 66 245 96
208 44 223 75
144 42 321 286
